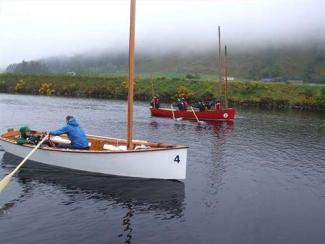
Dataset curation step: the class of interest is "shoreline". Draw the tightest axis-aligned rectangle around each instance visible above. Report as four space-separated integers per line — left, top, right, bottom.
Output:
1 91 323 112
0 73 324 111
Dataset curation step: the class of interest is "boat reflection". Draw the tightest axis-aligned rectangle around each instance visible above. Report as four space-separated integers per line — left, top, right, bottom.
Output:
1 153 185 220
192 120 235 135
207 120 234 131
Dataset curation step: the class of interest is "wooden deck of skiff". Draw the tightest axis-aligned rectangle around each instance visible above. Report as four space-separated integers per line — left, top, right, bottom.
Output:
0 129 187 153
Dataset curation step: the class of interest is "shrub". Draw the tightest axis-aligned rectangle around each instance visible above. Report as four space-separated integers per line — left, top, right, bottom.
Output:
175 85 194 99
185 73 200 79
317 87 325 108
300 88 316 98
15 79 27 93
39 82 55 96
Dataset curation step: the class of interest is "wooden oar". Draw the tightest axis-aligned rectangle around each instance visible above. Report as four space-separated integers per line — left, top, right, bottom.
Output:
191 106 206 125
171 104 182 121
0 134 48 193
171 104 176 120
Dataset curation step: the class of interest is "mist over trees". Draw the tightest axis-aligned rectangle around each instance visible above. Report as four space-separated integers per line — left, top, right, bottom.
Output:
6 60 49 74
4 45 325 83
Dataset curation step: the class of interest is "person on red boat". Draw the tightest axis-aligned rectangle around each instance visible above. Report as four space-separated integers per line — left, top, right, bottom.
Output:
204 99 212 110
155 96 160 108
150 95 160 108
215 100 223 110
182 97 189 111
177 98 184 111
197 101 205 112
150 96 155 107
49 115 89 150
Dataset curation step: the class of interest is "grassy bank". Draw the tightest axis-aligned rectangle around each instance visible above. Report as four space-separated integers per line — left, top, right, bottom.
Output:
0 73 324 110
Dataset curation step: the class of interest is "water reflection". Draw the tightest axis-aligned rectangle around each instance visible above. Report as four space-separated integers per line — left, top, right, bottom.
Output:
119 203 134 244
149 121 159 128
191 121 235 209
1 153 185 221
0 201 16 215
206 121 234 135
174 123 187 131
148 119 235 134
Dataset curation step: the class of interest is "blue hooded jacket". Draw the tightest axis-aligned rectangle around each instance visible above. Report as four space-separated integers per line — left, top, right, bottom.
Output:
49 117 89 148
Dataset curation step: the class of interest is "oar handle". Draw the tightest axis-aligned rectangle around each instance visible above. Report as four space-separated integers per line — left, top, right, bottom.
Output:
10 134 48 176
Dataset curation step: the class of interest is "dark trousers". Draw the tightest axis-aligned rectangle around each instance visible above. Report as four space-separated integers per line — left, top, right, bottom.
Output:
57 143 89 150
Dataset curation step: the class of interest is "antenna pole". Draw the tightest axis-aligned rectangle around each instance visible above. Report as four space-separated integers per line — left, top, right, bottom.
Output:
127 0 136 150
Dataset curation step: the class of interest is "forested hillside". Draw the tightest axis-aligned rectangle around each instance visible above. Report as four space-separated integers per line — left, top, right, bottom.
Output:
5 45 325 83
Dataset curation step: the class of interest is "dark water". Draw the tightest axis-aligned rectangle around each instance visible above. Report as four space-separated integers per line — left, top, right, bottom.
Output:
0 93 324 244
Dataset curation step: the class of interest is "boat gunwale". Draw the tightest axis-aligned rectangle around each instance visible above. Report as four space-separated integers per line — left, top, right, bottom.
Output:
151 107 236 112
0 137 188 154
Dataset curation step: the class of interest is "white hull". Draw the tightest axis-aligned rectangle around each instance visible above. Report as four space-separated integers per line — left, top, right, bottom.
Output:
0 139 187 180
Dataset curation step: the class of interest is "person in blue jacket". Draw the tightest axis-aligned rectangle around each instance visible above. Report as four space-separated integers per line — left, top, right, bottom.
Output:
49 115 89 149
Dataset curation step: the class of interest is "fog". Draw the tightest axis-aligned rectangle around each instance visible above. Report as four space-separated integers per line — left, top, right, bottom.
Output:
0 0 324 68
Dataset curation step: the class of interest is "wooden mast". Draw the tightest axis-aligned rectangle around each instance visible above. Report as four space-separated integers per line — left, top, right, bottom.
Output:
151 75 154 97
218 26 223 103
127 0 136 150
224 45 228 108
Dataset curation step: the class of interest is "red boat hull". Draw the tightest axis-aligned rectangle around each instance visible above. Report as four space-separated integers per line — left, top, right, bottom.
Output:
150 107 236 121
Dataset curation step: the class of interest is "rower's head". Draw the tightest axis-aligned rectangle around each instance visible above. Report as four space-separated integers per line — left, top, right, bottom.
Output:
66 115 73 122
19 126 31 137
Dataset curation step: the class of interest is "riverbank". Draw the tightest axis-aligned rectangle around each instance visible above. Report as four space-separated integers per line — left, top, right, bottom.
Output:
0 73 324 110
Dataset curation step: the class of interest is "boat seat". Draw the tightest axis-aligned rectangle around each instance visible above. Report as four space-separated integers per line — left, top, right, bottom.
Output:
2 129 20 139
89 139 105 151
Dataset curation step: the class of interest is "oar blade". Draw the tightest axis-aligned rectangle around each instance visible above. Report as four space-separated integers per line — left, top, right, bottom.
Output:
0 174 13 193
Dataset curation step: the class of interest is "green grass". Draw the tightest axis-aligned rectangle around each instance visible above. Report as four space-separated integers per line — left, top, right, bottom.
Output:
0 73 324 110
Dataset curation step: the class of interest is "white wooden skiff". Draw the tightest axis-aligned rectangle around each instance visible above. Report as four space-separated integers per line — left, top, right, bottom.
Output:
0 131 187 180
0 0 189 182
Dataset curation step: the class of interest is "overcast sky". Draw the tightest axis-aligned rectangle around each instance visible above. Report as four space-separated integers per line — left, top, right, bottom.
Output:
0 0 324 68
